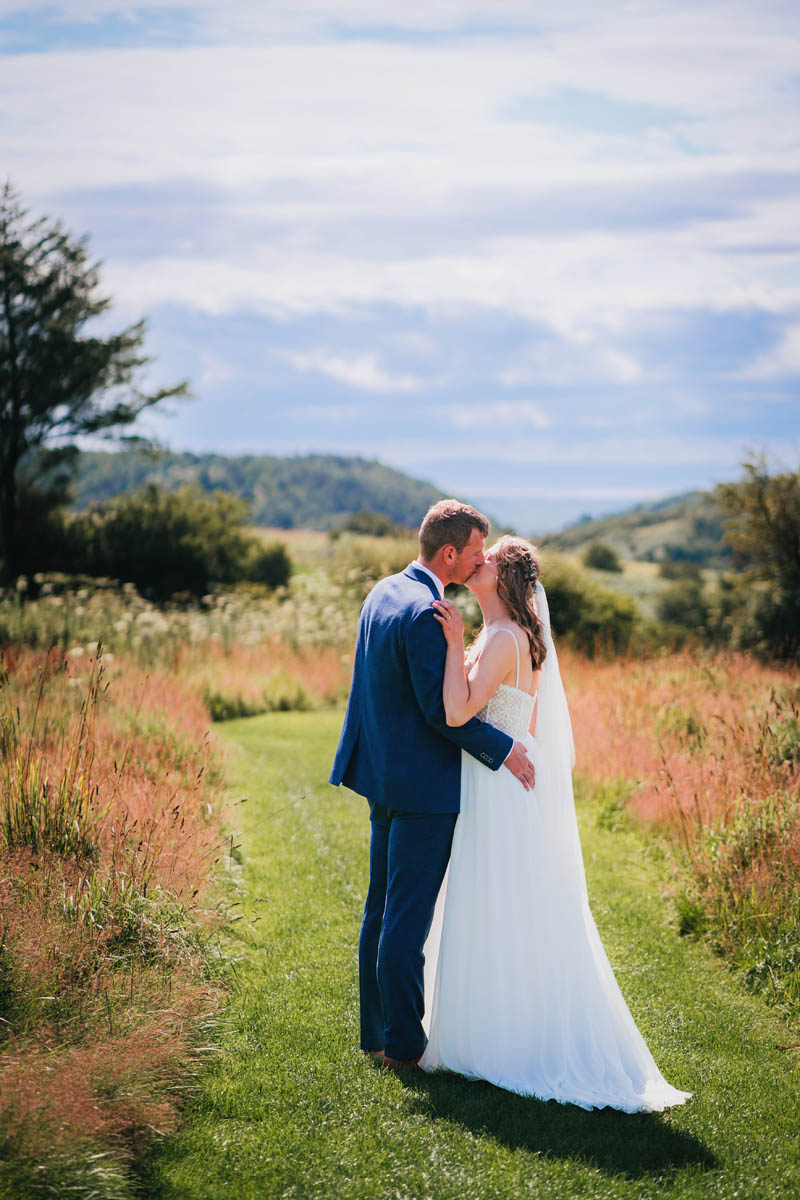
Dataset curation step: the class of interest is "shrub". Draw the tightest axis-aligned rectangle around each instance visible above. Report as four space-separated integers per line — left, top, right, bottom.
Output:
329 509 411 539
243 541 291 589
658 560 703 581
5 488 73 579
656 581 711 634
204 670 314 721
582 541 622 573
542 556 638 655
64 486 290 601
204 689 267 722
722 580 800 662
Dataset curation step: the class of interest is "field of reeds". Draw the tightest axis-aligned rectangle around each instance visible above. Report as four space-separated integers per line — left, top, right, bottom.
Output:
2 530 799 1196
0 644 231 1197
0 542 375 1195
564 649 800 1023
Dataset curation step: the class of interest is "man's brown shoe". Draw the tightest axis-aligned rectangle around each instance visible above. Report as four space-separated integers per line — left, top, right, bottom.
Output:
381 1055 422 1073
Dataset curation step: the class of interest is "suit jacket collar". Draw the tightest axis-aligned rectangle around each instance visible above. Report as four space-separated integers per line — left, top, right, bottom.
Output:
404 562 444 599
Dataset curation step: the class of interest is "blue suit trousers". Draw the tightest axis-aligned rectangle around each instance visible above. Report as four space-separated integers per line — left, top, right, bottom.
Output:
359 801 457 1060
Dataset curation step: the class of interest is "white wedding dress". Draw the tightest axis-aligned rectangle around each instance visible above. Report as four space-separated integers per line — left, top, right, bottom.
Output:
419 585 691 1112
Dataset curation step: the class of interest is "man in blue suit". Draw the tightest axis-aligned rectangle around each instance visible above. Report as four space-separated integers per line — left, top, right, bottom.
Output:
330 500 536 1069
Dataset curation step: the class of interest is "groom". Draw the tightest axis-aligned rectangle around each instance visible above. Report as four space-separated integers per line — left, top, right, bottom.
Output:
329 500 536 1069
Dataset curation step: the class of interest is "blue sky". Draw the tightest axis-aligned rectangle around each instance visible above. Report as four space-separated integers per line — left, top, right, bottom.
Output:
2 1 799 531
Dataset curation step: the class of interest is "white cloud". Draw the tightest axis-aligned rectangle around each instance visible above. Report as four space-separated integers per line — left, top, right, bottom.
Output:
294 402 361 422
3 0 799 525
449 400 551 428
280 348 423 392
499 338 644 386
98 228 800 345
1 7 797 355
742 324 800 378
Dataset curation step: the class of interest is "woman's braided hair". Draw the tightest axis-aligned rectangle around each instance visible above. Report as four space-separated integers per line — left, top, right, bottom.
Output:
494 536 547 671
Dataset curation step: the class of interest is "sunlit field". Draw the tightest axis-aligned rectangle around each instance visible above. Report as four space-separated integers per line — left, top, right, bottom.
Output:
565 649 800 1021
1 532 798 1196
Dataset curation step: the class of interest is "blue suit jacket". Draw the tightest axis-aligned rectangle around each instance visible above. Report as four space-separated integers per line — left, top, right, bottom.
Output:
329 564 513 813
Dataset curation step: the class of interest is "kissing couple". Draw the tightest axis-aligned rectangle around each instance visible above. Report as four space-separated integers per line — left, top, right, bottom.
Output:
330 500 690 1111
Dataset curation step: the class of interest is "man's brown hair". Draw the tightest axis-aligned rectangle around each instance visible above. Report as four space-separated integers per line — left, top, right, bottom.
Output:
418 500 489 561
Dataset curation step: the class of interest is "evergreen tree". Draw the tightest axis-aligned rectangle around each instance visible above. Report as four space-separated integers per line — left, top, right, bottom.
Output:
0 181 187 578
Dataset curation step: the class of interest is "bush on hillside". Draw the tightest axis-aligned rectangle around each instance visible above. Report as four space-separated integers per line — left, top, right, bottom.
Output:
542 557 638 655
64 486 290 601
656 581 711 635
659 560 703 581
329 509 412 539
582 541 622 573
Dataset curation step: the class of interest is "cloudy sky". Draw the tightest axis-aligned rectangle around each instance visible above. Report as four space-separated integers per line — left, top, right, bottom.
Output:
2 1 799 531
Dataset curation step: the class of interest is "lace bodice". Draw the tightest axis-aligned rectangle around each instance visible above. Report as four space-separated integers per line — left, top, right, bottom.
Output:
478 684 537 741
474 627 536 740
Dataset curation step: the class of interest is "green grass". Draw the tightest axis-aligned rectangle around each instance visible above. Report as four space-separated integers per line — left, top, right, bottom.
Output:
147 711 800 1200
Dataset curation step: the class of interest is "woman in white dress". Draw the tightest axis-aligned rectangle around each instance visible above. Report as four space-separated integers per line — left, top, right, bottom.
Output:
419 536 690 1113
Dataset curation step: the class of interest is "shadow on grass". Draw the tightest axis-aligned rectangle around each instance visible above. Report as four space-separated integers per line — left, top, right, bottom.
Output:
403 1071 717 1182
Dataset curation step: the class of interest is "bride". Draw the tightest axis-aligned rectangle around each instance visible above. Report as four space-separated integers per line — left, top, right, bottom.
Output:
419 536 691 1112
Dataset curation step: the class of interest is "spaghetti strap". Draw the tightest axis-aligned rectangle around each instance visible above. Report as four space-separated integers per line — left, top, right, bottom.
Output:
490 627 520 689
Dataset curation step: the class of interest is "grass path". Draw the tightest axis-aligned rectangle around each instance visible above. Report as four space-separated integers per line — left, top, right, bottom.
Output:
149 711 800 1200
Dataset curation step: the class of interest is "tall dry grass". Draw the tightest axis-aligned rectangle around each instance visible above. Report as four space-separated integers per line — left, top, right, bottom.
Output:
563 648 800 1019
0 645 227 1193
186 637 353 721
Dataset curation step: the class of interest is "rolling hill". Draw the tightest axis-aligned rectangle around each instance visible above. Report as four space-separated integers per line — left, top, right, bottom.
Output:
72 450 445 530
73 450 732 566
539 490 731 567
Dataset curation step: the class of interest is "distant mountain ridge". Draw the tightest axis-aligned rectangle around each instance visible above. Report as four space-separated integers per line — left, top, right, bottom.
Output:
73 450 732 564
72 450 445 530
540 489 731 566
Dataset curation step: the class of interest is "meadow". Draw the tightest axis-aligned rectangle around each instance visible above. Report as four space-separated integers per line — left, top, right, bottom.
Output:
148 710 800 1200
1 531 798 1198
